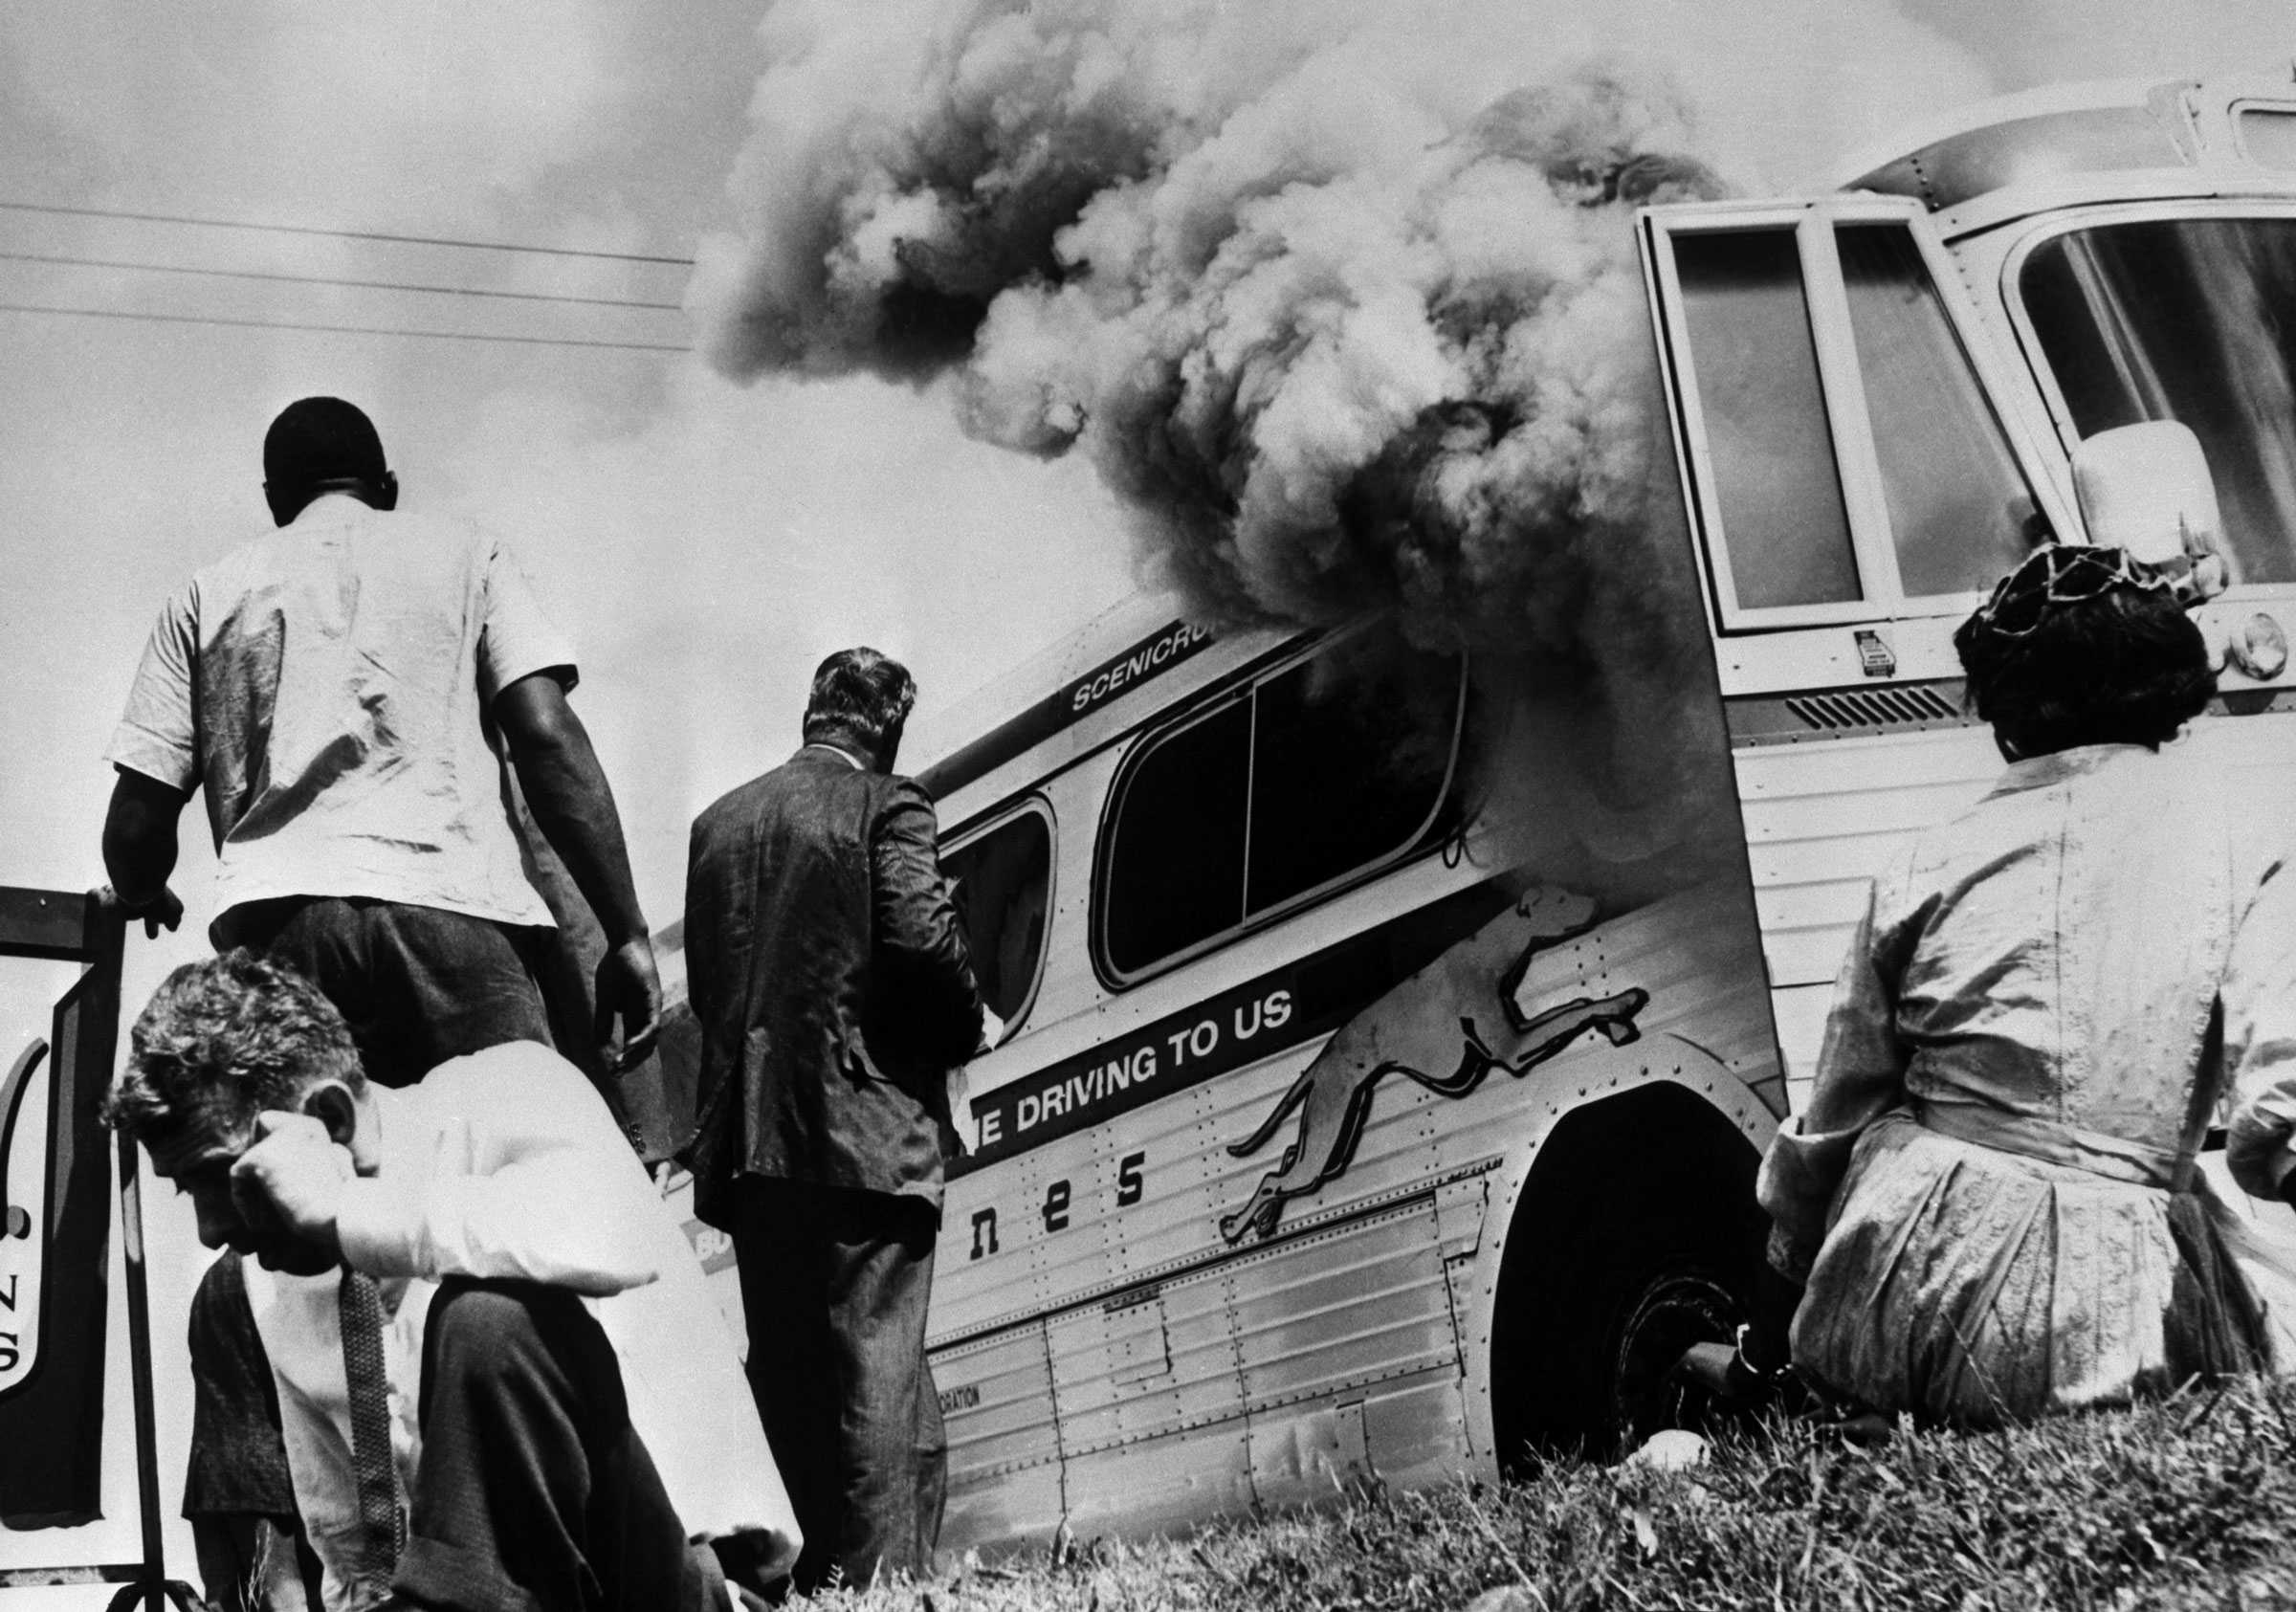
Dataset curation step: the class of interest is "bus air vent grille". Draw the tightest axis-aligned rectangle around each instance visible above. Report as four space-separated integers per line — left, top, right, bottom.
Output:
1785 685 1962 731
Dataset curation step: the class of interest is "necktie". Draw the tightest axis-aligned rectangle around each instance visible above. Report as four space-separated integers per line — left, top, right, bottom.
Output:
339 1268 406 1594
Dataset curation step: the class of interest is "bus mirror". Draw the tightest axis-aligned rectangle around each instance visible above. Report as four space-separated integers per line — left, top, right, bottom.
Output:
2071 421 2230 598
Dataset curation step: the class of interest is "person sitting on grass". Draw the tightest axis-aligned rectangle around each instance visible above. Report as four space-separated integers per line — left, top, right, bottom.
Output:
1739 541 2296 1427
106 950 797 1611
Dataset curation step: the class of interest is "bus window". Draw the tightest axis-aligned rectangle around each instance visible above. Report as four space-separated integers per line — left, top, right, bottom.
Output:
1673 228 1863 610
1837 222 2035 596
1098 641 1462 983
2021 217 2296 584
1246 648 1456 915
1100 698 1250 978
943 803 1054 1036
2239 109 2296 170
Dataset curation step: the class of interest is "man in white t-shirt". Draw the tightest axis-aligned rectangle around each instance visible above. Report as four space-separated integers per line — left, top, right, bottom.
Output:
100 395 659 1082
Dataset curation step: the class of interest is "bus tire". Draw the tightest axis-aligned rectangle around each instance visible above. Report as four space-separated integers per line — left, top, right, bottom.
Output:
1498 1237 1743 1464
1589 1255 1741 1454
1486 1087 1766 1469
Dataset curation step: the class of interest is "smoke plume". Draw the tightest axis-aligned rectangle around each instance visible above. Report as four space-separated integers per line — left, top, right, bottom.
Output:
686 0 1947 863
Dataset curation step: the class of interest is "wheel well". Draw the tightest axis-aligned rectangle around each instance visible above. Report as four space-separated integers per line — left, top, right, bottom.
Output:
1486 1082 1768 1464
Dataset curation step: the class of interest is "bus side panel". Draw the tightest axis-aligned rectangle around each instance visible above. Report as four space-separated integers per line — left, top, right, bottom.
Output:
932 1138 1071 1339
934 1324 1067 1549
933 1004 1481 1545
1046 1270 1245 1463
1228 1197 1466 1510
933 1065 1267 1547
1041 1273 1257 1539
934 861 1788 1545
1731 725 1998 1107
1058 1424 1254 1541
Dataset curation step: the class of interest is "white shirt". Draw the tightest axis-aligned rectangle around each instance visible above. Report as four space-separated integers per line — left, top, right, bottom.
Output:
105 497 571 927
242 1042 797 1611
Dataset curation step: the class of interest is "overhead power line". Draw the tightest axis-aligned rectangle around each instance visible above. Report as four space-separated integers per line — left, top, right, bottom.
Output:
0 299 689 354
0 199 696 267
0 249 686 312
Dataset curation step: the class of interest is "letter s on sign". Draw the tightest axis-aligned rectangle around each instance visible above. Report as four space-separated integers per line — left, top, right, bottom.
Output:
0 1334 16 1373
1116 1152 1144 1208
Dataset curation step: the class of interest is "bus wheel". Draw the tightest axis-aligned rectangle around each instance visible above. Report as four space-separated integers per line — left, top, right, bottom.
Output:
1492 1237 1746 1467
1486 1088 1765 1470
1603 1264 1739 1454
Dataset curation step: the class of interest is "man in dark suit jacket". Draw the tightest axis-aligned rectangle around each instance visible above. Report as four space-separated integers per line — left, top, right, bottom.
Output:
683 647 984 1595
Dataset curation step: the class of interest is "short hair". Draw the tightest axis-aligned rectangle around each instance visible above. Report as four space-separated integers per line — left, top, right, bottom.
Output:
102 951 364 1142
1954 583 2214 758
264 397 387 496
802 647 917 755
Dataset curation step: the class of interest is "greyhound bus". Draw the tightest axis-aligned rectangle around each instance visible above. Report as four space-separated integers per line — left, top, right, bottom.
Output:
654 67 2296 1552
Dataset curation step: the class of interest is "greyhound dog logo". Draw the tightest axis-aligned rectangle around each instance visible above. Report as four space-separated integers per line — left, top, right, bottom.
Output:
1220 889 1646 1244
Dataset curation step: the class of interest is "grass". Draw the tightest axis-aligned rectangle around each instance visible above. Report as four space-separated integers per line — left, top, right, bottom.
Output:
795 1377 2296 1611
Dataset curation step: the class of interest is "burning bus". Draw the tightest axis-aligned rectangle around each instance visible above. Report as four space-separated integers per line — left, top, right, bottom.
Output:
649 69 2296 1550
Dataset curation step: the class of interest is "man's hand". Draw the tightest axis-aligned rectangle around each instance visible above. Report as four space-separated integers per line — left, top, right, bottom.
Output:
93 881 184 939
102 767 190 936
231 1111 354 1267
945 1063 979 1156
596 935 663 1074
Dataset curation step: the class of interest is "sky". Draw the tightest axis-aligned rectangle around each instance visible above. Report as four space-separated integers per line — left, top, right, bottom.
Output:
0 0 2288 985
0 0 2290 1579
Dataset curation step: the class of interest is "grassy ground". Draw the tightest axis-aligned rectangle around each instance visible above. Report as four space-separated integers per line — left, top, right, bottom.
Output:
797 1378 2296 1611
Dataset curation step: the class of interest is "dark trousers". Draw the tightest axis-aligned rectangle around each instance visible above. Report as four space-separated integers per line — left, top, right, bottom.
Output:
213 896 553 1089
183 1252 325 1612
393 1280 714 1612
729 1180 946 1594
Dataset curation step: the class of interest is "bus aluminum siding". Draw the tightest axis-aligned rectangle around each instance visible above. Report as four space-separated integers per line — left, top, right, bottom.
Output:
906 585 1783 1544
675 71 2296 1553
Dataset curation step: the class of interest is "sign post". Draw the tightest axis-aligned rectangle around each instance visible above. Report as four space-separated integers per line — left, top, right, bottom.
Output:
0 887 195 1610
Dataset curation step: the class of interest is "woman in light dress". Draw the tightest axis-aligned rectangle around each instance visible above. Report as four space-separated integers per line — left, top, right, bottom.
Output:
1755 541 2296 1425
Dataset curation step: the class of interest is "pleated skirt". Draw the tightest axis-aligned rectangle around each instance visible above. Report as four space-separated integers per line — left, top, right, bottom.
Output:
1793 1110 2280 1425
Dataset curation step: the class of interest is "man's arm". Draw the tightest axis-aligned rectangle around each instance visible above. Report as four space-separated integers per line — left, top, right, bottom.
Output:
493 674 661 1069
1755 880 1914 1281
99 767 188 937
872 780 984 1069
235 1054 663 1295
334 1133 660 1295
101 585 197 937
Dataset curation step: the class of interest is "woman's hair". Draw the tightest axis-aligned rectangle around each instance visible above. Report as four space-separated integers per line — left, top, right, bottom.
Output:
101 949 364 1140
1954 577 2214 758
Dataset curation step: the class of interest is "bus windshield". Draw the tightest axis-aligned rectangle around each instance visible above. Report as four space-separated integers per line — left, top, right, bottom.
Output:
2020 215 2296 583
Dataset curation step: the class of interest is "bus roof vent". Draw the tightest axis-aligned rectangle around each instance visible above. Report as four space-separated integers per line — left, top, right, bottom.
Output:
1845 104 2187 212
